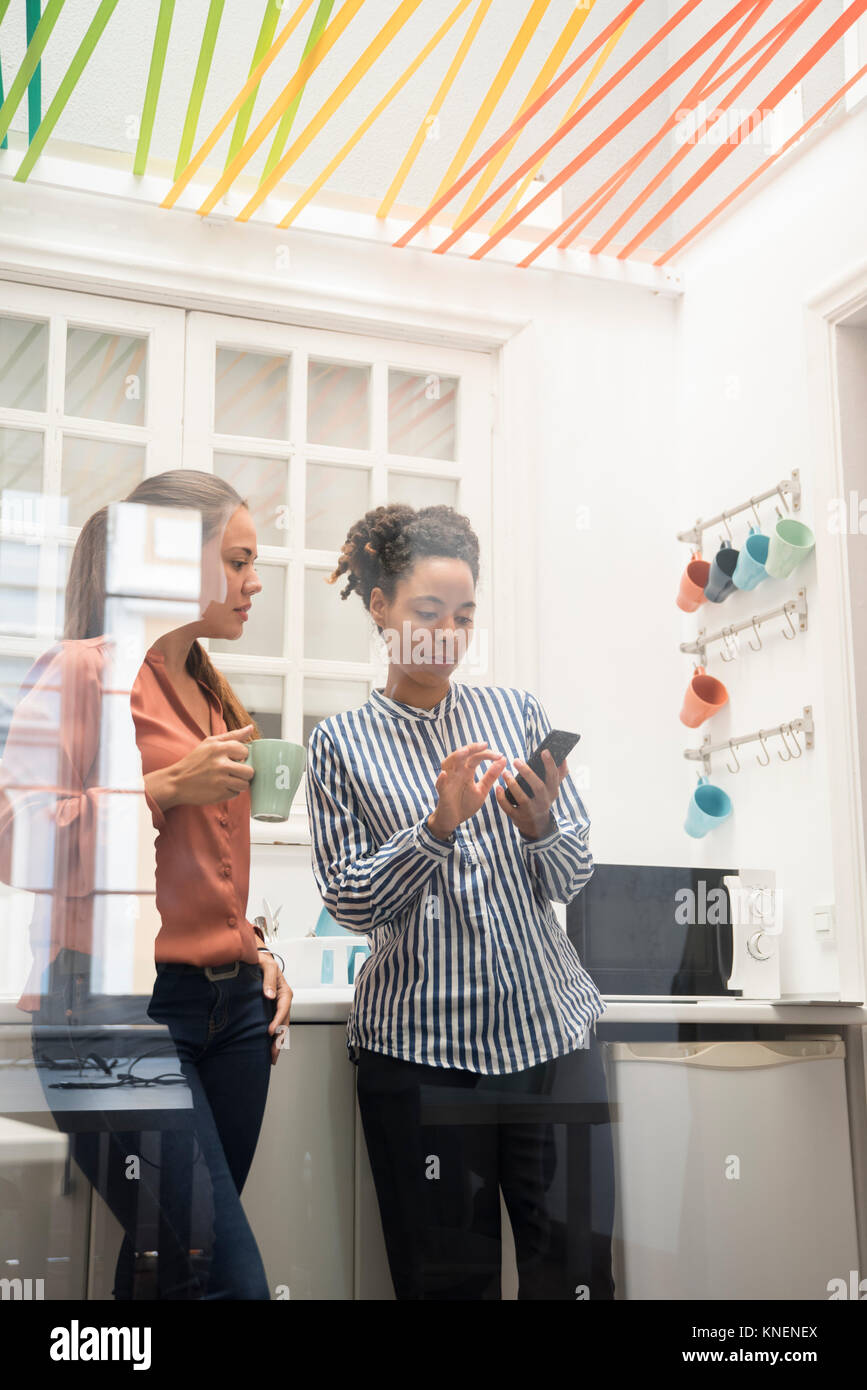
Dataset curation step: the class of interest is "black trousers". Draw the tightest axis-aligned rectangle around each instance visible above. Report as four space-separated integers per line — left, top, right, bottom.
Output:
355 1028 616 1300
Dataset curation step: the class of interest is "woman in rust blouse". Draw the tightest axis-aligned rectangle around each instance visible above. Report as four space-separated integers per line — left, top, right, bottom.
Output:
0 469 291 1300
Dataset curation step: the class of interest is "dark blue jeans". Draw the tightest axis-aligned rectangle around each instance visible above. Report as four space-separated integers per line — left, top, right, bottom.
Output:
31 955 274 1300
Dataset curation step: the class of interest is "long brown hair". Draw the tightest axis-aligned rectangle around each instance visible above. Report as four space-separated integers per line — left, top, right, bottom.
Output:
64 469 260 735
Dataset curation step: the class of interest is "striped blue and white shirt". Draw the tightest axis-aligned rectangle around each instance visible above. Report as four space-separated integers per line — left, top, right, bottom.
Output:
305 681 606 1074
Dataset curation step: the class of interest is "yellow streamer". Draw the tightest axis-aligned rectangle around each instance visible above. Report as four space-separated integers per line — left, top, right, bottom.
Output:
198 0 366 215
237 0 426 223
377 0 493 220
162 0 317 209
276 0 476 229
431 0 551 206
491 17 635 234
454 1 595 227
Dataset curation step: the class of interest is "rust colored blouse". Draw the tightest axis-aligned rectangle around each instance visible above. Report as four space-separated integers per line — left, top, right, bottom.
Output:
0 636 262 1012
132 645 262 968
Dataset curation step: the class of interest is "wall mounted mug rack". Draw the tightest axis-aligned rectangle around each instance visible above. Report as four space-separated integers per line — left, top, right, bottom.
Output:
680 589 808 664
676 469 801 549
684 706 814 777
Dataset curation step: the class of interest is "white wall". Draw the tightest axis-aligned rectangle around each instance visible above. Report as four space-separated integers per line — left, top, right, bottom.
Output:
650 99 867 997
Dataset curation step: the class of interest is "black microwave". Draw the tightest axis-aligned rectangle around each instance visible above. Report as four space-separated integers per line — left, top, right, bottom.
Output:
567 862 741 998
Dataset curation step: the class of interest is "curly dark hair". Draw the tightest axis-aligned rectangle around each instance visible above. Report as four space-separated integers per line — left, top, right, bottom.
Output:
327 504 480 626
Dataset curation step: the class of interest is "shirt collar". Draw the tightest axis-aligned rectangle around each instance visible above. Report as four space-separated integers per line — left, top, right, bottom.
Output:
369 681 462 723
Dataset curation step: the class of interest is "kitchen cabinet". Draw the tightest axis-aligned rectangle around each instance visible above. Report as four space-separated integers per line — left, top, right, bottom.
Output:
242 1023 355 1299
89 1022 356 1300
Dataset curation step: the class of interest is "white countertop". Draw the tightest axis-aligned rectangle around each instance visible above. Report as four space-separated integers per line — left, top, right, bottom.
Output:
286 989 867 1025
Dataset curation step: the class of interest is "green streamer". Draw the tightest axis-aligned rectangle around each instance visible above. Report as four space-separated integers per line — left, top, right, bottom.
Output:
15 0 120 181
260 0 335 185
133 0 175 176
224 0 281 170
26 0 40 141
174 0 224 180
0 0 65 147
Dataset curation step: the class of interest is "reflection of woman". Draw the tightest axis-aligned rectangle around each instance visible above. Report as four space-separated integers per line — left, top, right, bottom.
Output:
306 504 615 1301
0 470 291 1300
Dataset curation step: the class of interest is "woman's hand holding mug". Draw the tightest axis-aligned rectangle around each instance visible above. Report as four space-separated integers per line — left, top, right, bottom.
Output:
145 725 255 812
427 741 507 841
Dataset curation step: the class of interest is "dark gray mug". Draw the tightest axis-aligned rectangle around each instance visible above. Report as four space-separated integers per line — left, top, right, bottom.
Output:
704 539 739 603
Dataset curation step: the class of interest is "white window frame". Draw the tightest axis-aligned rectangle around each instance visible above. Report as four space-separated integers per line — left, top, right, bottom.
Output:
182 310 495 842
0 278 184 661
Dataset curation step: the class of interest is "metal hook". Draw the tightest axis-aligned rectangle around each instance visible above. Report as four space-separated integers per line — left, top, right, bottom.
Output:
782 602 798 640
747 616 763 651
755 731 771 766
786 724 803 758
726 740 741 774
721 510 732 542
777 725 793 761
750 497 762 528
719 627 737 662
777 484 791 514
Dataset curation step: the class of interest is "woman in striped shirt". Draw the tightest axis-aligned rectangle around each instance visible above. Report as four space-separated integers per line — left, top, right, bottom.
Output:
306 503 615 1300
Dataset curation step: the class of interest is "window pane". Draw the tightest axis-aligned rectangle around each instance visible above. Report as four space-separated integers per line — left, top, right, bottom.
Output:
215 348 289 440
210 562 285 657
303 677 370 744
61 436 146 528
388 369 457 460
0 427 43 499
307 360 369 449
0 316 48 412
213 453 289 548
304 567 369 662
0 655 36 756
65 327 148 426
0 540 38 636
305 462 369 550
387 472 458 510
218 669 283 741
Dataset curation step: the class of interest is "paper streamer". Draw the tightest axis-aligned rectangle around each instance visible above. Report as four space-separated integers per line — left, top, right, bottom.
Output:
377 0 493 221
277 0 475 229
175 0 226 181
134 0 175 177
261 0 335 185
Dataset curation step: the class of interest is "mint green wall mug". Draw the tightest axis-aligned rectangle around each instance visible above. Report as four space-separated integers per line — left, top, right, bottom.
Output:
764 517 815 579
246 739 306 821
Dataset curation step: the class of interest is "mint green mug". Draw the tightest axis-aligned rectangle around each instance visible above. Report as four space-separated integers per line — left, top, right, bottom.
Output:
764 517 815 579
246 739 305 821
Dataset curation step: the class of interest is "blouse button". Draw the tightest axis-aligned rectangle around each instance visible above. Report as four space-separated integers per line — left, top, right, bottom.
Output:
218 815 228 827
227 916 238 928
221 863 231 877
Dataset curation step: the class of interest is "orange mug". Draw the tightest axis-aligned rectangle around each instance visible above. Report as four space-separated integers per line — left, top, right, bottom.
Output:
680 665 728 727
676 552 711 612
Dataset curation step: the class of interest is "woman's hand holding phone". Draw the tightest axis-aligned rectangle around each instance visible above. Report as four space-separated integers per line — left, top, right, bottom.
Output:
427 741 507 841
145 724 256 812
495 751 569 840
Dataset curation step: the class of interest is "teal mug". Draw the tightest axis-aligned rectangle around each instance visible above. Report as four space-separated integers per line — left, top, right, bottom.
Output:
764 517 815 579
684 775 733 838
731 527 769 590
246 738 306 821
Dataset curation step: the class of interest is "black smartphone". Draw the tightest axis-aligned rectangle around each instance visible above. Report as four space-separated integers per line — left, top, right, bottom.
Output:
505 729 581 806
